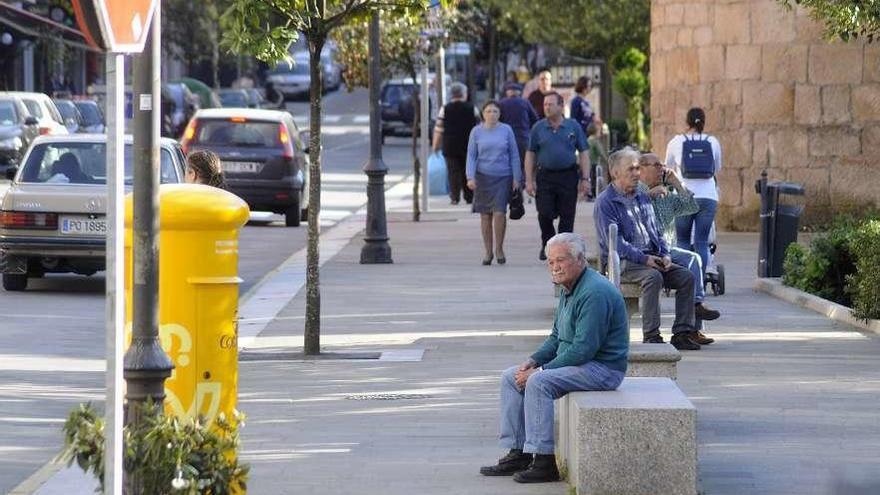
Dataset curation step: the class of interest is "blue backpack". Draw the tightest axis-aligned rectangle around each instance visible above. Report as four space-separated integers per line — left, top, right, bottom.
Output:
681 134 715 179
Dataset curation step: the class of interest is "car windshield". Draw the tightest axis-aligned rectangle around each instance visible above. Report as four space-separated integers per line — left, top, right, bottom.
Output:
382 85 414 105
269 62 309 76
19 142 178 185
75 102 103 126
56 101 79 121
194 119 281 148
0 100 18 125
219 92 248 107
23 100 43 119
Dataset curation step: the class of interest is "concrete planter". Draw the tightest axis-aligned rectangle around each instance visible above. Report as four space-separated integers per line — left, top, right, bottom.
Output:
754 278 880 335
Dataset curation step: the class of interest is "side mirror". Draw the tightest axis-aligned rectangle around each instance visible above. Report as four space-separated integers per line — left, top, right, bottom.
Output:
24 116 38 126
5 166 18 181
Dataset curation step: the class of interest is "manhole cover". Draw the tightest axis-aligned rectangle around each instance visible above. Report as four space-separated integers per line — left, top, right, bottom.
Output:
345 393 433 401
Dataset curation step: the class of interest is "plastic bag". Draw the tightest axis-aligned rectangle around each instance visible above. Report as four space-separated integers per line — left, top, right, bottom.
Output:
427 151 449 196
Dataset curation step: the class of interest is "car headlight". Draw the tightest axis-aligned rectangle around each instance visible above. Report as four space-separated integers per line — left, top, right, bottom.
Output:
0 137 22 150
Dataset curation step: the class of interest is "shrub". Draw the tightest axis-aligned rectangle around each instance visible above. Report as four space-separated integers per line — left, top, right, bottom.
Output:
782 216 859 306
848 219 880 320
60 402 248 494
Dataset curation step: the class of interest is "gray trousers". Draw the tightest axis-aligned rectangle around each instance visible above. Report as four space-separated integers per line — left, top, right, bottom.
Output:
620 260 696 339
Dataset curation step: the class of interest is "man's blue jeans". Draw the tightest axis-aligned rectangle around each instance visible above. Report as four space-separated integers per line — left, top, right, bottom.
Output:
675 198 718 280
670 247 705 304
498 361 624 455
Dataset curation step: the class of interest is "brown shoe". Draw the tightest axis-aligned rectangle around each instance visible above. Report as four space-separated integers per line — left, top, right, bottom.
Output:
692 331 715 345
694 303 721 321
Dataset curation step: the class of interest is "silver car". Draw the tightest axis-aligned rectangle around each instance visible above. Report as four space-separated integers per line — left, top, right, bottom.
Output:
0 134 187 291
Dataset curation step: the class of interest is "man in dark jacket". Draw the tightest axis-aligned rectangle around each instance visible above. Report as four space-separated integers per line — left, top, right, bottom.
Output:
499 82 539 177
432 82 480 205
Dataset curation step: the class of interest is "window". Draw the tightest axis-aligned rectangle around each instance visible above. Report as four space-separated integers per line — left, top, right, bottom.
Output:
23 99 43 118
0 101 18 125
195 120 280 148
20 142 178 185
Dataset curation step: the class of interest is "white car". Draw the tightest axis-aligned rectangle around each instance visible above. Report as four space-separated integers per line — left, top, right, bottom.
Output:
0 92 68 136
0 134 187 291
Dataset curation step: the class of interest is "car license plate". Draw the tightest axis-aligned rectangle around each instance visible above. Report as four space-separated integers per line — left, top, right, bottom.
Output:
222 161 263 173
60 216 106 236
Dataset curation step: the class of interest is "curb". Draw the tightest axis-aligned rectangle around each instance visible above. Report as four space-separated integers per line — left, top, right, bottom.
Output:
753 278 880 335
7 459 67 495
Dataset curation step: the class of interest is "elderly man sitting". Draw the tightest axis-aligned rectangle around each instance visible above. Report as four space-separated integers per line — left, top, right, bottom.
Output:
594 147 701 350
479 232 629 483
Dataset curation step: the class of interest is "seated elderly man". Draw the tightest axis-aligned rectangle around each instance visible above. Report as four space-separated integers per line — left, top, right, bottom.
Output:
638 152 720 346
480 232 629 483
594 147 701 350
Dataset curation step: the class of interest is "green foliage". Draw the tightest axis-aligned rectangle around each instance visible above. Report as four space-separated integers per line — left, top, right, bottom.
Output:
780 0 880 43
60 403 248 494
610 47 648 149
848 220 880 320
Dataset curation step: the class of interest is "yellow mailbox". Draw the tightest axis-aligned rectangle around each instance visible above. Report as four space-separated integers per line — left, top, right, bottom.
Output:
125 184 250 424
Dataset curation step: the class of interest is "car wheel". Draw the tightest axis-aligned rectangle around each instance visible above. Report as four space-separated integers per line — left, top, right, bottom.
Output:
3 273 28 291
285 198 301 227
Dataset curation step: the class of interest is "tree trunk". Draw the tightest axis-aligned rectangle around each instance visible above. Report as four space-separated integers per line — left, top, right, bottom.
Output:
412 89 421 222
304 35 325 356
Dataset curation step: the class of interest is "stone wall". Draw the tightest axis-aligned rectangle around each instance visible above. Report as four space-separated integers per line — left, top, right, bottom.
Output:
650 0 880 229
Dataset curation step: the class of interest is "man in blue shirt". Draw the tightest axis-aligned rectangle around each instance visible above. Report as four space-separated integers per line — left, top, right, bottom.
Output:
498 82 538 177
525 92 591 260
480 233 628 483
594 147 701 350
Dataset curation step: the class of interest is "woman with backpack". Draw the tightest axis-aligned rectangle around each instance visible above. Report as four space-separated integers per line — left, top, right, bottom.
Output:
664 107 721 282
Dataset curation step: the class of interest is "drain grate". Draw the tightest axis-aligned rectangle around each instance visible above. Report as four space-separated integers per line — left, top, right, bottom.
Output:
345 393 433 401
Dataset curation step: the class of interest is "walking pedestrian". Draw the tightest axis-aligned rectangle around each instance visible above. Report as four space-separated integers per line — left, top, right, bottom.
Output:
526 70 553 119
524 92 591 260
569 76 595 137
466 100 523 266
664 107 722 282
185 149 227 189
498 82 539 178
433 82 480 205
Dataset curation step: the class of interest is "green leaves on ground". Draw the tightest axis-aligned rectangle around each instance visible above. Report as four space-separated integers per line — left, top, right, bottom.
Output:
780 0 880 43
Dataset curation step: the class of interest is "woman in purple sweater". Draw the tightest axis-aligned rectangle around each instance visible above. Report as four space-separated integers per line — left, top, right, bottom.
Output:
466 100 523 265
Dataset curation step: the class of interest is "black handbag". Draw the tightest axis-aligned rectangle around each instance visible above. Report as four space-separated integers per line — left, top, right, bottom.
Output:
509 189 525 220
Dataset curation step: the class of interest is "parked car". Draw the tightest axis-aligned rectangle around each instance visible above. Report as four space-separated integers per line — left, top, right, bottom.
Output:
0 134 187 291
0 96 40 175
162 83 199 138
53 99 84 133
217 89 252 108
265 57 311 101
0 92 68 136
180 108 309 227
292 47 342 92
244 88 265 109
73 100 105 134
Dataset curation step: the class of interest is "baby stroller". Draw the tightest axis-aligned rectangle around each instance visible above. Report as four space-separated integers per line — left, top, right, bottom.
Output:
703 222 725 296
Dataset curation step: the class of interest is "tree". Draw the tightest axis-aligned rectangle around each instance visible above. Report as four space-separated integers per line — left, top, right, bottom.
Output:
164 0 230 87
333 11 446 221
781 0 880 43
611 47 648 150
221 0 425 355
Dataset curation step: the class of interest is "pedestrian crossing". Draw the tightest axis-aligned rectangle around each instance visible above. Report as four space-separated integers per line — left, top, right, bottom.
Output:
291 114 370 126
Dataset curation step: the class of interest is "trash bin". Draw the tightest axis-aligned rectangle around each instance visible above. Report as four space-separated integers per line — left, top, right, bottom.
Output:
125 184 250 424
755 171 805 277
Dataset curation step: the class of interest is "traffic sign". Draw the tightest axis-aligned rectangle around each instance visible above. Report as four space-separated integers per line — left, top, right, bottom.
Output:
71 0 157 53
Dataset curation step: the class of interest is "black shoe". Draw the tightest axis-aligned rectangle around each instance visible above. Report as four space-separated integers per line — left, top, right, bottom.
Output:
695 303 721 321
643 334 664 344
671 333 701 351
512 454 561 483
539 247 547 261
693 331 715 345
480 449 533 476
482 253 493 266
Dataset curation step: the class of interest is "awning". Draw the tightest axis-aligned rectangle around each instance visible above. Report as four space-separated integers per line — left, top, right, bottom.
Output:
0 1 100 52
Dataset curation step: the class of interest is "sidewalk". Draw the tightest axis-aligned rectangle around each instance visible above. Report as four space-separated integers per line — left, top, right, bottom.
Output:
237 196 880 495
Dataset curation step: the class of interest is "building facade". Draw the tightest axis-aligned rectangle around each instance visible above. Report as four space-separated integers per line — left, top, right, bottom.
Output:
650 0 880 228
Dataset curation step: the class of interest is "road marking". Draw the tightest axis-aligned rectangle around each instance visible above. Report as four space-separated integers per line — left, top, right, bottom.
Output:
352 115 370 124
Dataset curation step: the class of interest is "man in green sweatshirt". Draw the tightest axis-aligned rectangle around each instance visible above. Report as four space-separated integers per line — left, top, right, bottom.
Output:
479 232 630 483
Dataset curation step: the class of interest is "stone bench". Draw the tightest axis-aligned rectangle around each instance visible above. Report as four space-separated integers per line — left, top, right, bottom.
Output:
557 377 697 495
626 342 680 379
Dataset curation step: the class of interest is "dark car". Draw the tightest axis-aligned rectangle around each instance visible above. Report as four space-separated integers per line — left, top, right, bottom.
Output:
217 89 252 108
53 99 84 133
380 80 417 142
73 100 105 133
0 96 40 174
180 108 309 226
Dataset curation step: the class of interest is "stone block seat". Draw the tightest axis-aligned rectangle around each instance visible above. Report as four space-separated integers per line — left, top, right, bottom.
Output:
626 342 681 379
558 377 697 495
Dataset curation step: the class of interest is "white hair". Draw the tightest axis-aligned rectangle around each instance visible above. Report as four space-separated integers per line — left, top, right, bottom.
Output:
608 146 641 176
546 233 587 261
450 82 467 99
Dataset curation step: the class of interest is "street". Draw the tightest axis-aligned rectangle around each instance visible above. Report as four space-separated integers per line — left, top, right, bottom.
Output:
0 87 416 493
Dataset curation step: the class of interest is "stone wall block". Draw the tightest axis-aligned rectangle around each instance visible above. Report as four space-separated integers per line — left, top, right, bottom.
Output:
821 86 851 125
683 4 709 27
768 128 809 168
713 2 750 44
862 125 880 152
761 44 808 83
809 44 864 85
852 85 880 122
652 2 665 26
652 54 668 93
789 167 830 205
717 167 743 207
716 130 751 169
743 82 794 124
865 45 880 82
751 0 795 44
809 127 861 157
725 44 762 80
794 84 821 125
753 130 769 167
831 157 878 210
698 46 725 83
712 80 742 106
665 3 685 25
677 28 694 47
795 10 825 43
693 26 713 46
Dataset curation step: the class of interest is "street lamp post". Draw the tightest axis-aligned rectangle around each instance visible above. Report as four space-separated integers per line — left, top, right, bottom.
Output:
360 11 393 264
